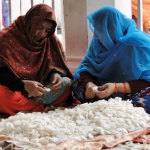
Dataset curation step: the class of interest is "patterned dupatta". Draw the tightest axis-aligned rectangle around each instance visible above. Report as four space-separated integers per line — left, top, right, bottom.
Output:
0 4 72 84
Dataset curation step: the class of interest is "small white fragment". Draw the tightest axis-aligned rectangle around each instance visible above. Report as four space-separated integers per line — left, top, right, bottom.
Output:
47 143 57 147
93 86 98 91
46 88 51 92
30 138 39 143
88 133 94 139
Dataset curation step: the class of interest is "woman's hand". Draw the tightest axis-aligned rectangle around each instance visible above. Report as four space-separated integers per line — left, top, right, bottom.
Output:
94 83 115 98
50 73 62 91
85 82 97 98
22 80 47 97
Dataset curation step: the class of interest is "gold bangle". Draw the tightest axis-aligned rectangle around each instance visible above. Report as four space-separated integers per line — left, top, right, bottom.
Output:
114 83 118 94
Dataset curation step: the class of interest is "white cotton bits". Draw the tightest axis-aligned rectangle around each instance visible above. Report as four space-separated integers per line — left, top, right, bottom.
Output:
45 88 51 92
93 86 98 91
0 97 149 146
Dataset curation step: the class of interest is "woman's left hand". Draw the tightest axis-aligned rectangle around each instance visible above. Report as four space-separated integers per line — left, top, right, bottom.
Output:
94 83 115 98
50 73 62 91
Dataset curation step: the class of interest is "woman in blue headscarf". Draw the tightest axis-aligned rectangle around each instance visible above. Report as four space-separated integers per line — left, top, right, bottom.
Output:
73 6 150 113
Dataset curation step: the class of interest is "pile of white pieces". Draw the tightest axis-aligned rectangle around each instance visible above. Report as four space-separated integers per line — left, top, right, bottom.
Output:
0 97 149 147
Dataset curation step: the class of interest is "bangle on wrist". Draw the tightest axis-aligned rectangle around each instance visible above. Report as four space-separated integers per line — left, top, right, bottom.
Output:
114 82 118 94
123 83 127 93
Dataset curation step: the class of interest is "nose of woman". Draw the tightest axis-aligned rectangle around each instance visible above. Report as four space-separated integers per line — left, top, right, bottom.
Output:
38 29 47 38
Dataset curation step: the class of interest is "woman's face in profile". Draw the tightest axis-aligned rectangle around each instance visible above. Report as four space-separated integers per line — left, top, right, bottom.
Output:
33 20 53 41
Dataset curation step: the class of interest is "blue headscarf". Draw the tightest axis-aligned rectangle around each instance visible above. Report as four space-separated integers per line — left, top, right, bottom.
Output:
74 6 150 85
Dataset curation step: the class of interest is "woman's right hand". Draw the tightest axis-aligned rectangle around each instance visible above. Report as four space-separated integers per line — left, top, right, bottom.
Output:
22 80 47 97
85 82 97 98
94 83 115 98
